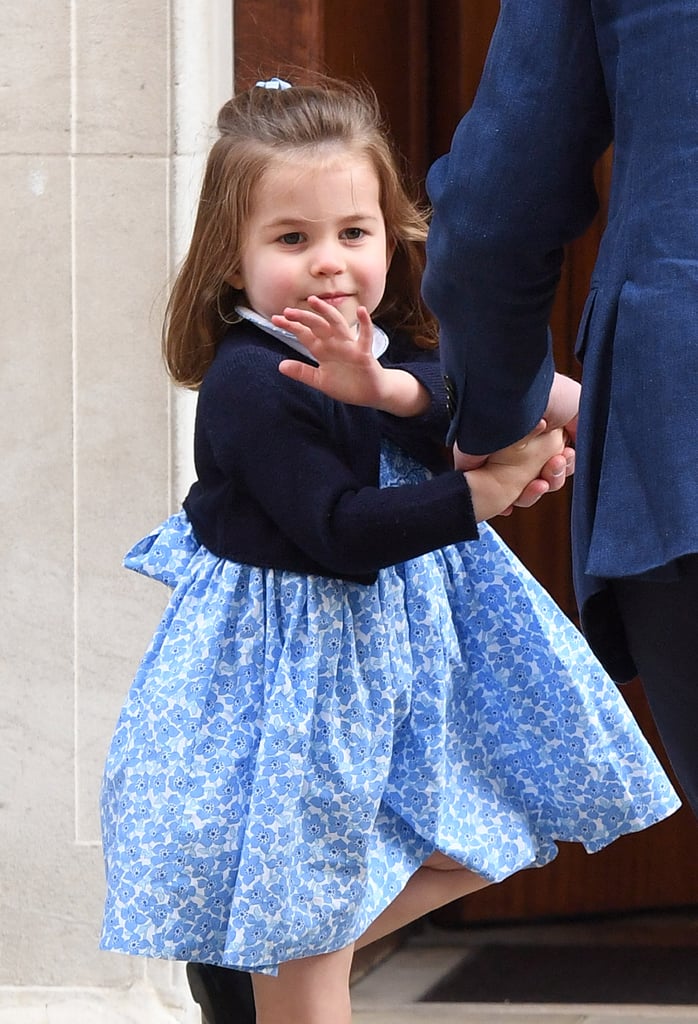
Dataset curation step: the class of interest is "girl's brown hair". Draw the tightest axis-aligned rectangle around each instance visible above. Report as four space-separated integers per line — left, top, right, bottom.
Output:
163 74 436 389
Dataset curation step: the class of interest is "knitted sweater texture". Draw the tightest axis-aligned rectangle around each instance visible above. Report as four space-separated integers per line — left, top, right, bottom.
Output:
183 322 478 583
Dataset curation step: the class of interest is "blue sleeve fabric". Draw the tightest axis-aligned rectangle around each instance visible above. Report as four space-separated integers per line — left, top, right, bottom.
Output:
422 0 613 452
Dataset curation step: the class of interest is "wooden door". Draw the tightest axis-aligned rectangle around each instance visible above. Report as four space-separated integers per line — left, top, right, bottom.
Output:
233 0 698 923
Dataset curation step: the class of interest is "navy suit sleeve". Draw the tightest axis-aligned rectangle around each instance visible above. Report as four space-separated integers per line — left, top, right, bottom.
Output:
422 0 613 452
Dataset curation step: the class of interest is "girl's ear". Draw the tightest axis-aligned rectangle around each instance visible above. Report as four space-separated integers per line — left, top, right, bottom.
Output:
228 269 244 289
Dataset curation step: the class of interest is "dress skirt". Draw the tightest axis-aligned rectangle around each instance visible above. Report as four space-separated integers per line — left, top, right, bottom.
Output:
100 443 679 973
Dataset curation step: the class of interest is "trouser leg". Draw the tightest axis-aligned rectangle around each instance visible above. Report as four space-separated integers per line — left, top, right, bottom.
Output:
186 962 256 1024
611 557 698 819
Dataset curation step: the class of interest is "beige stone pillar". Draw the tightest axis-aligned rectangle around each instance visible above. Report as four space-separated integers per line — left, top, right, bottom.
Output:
0 2 232 1020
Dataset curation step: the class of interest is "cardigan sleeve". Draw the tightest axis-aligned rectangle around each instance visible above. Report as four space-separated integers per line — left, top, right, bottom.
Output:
198 347 478 576
376 339 452 470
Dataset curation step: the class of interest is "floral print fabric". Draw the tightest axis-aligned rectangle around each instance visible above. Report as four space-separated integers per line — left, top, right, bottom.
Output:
100 444 679 973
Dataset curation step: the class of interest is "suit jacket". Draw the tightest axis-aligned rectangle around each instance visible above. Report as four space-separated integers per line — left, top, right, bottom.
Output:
422 0 698 681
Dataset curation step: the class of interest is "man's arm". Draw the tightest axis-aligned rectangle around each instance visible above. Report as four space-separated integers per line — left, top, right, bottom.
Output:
422 0 613 452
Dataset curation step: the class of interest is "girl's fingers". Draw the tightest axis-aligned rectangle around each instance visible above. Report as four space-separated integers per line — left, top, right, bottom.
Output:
303 297 350 335
274 309 330 336
299 296 372 346
274 301 375 363
305 301 374 355
276 304 354 344
306 294 348 323
278 358 318 385
355 306 374 351
274 303 374 364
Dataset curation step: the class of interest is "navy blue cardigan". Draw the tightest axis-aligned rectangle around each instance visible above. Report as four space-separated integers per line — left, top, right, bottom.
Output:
183 322 478 583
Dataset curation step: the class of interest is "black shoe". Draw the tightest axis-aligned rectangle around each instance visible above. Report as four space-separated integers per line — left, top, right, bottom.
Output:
186 962 256 1024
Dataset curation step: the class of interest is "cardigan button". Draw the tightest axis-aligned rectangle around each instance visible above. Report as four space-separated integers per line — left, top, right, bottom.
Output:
443 374 457 417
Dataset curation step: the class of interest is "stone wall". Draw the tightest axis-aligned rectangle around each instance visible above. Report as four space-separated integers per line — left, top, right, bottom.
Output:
0 3 232 1020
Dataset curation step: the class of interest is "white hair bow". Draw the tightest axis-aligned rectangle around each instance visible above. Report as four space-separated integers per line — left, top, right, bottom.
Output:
254 77 292 90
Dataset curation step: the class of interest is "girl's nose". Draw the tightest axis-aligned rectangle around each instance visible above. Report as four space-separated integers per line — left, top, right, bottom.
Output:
310 243 346 277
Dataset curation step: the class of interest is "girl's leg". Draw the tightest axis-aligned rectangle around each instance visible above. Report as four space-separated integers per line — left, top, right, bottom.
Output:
250 854 487 1022
252 943 354 1024
355 851 489 950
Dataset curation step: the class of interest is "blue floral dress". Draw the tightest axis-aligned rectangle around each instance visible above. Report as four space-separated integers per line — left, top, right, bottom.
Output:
100 442 679 974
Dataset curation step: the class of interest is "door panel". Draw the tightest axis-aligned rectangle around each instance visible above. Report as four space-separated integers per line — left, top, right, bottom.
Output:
234 0 430 176
233 0 698 922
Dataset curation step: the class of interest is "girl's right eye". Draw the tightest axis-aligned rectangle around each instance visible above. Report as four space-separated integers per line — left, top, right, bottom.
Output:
279 232 305 246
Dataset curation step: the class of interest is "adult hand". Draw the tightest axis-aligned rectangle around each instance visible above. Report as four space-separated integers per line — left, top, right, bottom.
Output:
513 444 575 508
460 443 575 513
542 372 579 442
453 373 579 511
514 373 578 506
452 446 489 473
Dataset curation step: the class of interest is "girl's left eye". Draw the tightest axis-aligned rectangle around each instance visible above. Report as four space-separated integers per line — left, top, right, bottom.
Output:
341 227 364 240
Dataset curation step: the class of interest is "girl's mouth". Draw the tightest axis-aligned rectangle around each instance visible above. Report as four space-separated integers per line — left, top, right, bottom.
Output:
315 293 351 307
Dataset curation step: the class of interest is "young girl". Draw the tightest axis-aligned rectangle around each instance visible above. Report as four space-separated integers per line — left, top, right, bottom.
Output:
99 77 679 1024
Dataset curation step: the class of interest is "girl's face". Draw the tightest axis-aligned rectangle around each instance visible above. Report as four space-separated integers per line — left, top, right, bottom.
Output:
230 152 392 327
